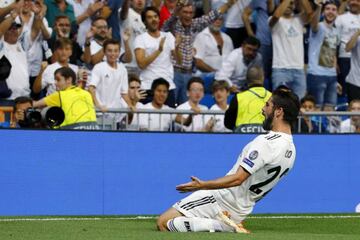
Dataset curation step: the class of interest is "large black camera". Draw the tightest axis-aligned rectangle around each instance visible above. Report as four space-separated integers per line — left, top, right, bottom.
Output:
20 107 65 128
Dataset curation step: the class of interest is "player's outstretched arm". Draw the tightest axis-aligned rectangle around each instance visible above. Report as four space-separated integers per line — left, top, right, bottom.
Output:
176 167 250 193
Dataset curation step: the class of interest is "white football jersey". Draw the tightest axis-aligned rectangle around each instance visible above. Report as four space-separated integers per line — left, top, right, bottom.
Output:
213 131 296 221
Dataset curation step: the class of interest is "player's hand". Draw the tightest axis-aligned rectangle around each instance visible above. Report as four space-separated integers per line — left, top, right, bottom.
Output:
176 176 204 193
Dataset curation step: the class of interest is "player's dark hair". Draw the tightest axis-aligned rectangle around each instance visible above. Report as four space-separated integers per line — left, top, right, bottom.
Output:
151 78 170 92
271 87 300 128
242 36 261 48
54 67 77 85
187 77 205 91
301 94 316 105
141 6 160 26
103 38 120 51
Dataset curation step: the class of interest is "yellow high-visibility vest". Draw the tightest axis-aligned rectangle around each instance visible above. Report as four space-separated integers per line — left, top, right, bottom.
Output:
235 87 271 127
58 87 97 127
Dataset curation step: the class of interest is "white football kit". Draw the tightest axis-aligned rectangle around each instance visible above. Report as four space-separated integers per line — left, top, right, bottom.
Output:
173 131 296 223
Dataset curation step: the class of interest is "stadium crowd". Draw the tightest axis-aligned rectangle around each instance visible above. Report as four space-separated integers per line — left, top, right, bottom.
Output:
0 0 359 132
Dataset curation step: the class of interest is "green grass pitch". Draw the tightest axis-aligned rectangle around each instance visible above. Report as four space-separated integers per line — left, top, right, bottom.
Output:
1 214 359 240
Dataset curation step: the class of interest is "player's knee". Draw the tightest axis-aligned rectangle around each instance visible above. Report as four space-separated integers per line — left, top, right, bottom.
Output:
157 215 169 231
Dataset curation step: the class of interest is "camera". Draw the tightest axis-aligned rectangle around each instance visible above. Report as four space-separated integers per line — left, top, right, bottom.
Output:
20 107 65 128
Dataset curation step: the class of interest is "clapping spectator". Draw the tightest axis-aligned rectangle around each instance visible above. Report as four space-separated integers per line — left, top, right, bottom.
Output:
134 6 181 107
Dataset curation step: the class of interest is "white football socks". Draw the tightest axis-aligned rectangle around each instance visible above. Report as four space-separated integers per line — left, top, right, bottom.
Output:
167 216 234 232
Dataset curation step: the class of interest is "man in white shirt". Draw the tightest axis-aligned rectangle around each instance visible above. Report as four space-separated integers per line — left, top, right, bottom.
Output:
134 6 181 108
269 0 313 99
193 16 234 76
138 78 174 131
0 12 35 104
67 0 103 47
224 0 252 48
88 39 132 127
119 0 147 75
215 36 262 93
335 0 360 96
157 87 300 233
18 0 52 99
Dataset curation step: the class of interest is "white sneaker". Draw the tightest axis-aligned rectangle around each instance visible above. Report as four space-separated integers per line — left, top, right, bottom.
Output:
216 211 250 234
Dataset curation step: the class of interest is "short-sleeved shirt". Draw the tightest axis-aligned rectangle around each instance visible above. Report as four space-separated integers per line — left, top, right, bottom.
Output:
271 16 304 69
193 27 234 71
134 31 176 90
346 37 360 87
307 22 339 76
88 61 128 108
213 131 296 222
335 12 360 58
138 102 175 131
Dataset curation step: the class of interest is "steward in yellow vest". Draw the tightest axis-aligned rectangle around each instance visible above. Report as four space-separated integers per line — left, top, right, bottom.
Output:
33 67 98 129
225 66 271 132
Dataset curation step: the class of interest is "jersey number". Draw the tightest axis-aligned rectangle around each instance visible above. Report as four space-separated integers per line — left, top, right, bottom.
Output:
249 166 289 195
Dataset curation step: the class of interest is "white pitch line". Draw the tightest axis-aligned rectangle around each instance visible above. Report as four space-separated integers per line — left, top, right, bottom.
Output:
0 215 360 222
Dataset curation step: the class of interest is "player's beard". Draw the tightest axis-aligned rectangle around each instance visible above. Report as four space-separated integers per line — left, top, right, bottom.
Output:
262 110 274 131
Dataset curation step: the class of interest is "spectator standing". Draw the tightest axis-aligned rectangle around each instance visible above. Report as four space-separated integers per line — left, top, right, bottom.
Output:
47 15 90 64
269 0 313 99
134 6 181 107
44 0 76 27
162 0 236 105
307 0 339 110
335 0 360 97
243 0 277 86
88 39 131 127
345 29 360 102
224 0 252 48
0 12 37 104
33 38 79 96
193 16 233 77
18 0 52 99
215 36 262 93
119 0 147 75
67 0 104 47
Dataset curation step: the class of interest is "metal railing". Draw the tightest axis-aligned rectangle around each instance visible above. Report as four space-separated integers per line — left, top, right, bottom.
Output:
96 108 360 133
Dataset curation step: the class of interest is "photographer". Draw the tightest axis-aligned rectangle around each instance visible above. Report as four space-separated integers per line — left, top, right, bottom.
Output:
10 96 42 128
33 66 98 130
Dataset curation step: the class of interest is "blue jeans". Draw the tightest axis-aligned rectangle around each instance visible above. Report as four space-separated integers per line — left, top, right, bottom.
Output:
174 71 192 105
307 74 337 108
272 68 306 99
